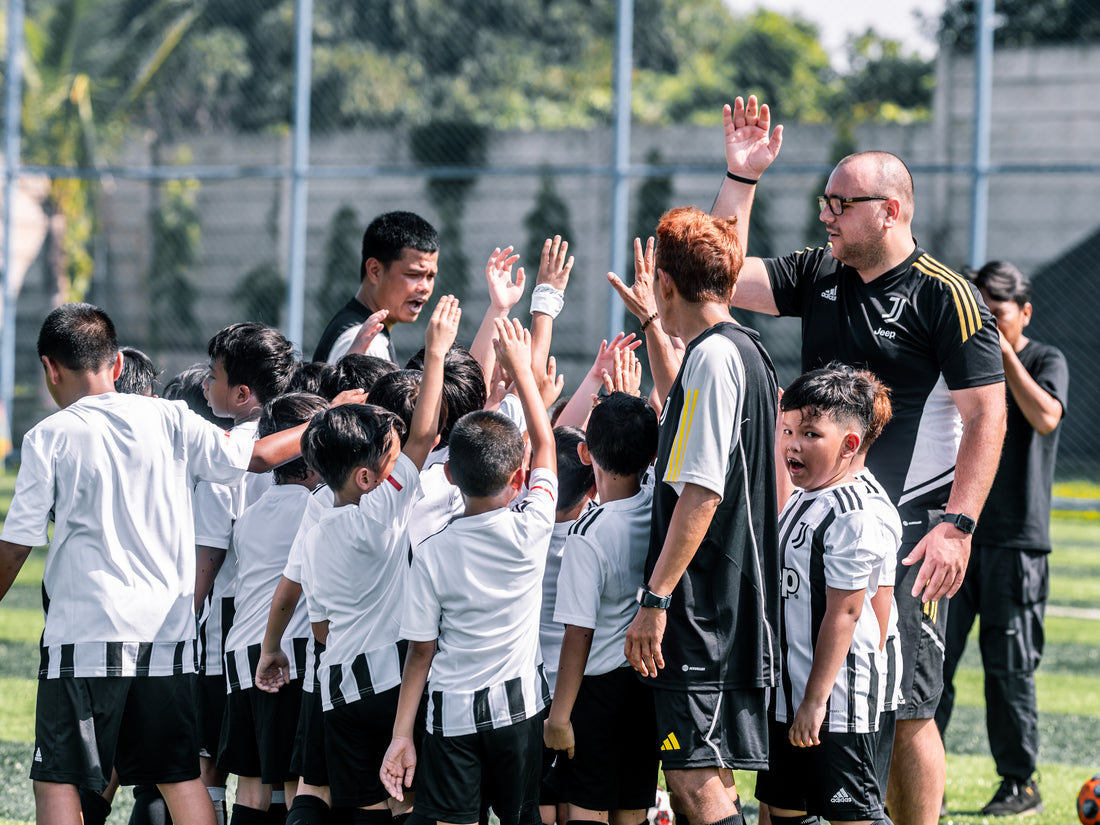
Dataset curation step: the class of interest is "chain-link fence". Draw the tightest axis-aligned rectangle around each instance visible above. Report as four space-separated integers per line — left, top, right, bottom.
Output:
2 0 1098 478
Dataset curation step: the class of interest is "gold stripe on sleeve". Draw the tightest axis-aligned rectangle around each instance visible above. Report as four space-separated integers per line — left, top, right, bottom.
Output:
913 256 983 342
668 389 698 483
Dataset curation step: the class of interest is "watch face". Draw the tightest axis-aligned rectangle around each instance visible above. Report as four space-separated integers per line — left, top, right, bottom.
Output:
946 513 976 534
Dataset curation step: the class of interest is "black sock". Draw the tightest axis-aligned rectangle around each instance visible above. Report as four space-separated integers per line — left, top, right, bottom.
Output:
352 811 394 825
79 787 112 825
232 804 272 825
267 790 288 825
703 815 742 825
392 814 413 825
566 820 606 825
285 795 330 825
769 816 820 825
130 784 172 825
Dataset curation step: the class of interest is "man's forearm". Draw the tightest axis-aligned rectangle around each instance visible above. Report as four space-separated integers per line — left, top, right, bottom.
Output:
947 397 1007 521
647 483 720 596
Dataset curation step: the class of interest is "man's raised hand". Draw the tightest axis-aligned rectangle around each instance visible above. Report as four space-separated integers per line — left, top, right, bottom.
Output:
723 95 784 180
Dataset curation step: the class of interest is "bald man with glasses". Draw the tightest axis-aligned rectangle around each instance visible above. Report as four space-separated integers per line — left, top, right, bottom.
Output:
709 96 1007 825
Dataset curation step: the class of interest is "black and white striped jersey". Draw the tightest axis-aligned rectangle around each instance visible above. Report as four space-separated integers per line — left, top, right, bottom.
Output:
402 468 558 737
772 476 902 733
222 484 314 693
0 394 254 679
300 453 422 712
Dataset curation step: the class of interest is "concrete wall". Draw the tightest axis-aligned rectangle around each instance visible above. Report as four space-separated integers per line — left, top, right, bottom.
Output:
11 44 1100 449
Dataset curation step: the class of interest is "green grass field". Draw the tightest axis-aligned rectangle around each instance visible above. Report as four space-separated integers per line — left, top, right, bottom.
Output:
1 470 1098 823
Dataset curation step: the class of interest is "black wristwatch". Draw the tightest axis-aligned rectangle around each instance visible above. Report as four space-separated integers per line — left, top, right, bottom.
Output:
943 513 977 534
636 585 672 610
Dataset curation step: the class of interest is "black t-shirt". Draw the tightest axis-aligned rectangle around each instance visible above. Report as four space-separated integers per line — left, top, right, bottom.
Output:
764 246 1005 541
647 322 780 691
975 339 1068 550
312 297 394 363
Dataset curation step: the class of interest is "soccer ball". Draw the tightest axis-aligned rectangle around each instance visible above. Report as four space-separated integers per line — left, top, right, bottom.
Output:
1079 774 1100 825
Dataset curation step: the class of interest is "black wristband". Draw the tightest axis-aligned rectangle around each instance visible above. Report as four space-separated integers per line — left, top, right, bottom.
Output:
726 170 759 186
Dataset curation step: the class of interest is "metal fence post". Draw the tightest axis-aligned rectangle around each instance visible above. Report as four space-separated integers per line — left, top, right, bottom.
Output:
285 0 314 352
606 0 635 340
2 0 27 454
969 0 995 268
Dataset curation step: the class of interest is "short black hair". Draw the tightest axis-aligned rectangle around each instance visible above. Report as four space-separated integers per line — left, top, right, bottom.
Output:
301 404 406 491
367 369 446 447
971 260 1031 307
361 211 439 281
586 392 658 477
207 322 295 404
259 392 330 484
287 360 335 398
38 303 118 372
162 364 234 428
554 426 595 513
406 344 487 445
781 363 893 449
115 347 159 396
322 354 397 399
447 410 524 498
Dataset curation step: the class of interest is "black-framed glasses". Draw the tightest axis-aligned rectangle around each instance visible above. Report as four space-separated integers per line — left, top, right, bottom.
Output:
817 195 888 216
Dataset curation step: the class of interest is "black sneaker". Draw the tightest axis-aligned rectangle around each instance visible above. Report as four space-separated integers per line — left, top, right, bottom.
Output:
980 777 1044 816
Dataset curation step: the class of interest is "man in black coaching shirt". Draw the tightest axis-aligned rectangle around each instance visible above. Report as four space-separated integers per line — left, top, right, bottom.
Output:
710 95 1006 825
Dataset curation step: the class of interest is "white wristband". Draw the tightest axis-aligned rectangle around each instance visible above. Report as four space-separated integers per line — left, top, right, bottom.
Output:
530 284 565 318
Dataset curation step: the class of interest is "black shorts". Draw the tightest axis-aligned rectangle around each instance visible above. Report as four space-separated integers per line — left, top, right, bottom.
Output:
873 710 896 793
197 673 228 758
539 742 561 807
323 686 402 808
652 686 768 771
216 680 302 783
755 719 884 820
546 667 658 811
31 674 200 790
417 714 543 825
289 687 328 787
894 541 947 719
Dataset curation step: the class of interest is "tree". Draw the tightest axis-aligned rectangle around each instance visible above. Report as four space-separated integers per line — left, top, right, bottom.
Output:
841 30 934 123
937 0 1100 49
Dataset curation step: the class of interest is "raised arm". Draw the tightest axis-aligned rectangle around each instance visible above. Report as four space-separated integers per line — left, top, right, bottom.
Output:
344 308 389 357
530 235 574 381
903 381 1006 601
554 332 642 429
470 246 525 390
710 96 784 315
405 295 462 470
493 318 555 475
607 237 682 401
247 388 367 472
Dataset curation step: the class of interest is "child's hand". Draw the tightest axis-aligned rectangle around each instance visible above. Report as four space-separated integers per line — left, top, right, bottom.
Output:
492 318 533 381
345 309 389 356
485 246 525 311
600 346 643 397
788 699 826 747
536 235 575 291
543 717 576 759
425 295 462 358
607 237 658 323
254 648 290 694
380 735 417 801
588 332 642 380
484 359 513 410
536 355 565 409
330 388 368 406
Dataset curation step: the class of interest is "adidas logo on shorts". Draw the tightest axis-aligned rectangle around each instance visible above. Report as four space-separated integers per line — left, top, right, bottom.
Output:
33 747 43 763
660 732 681 751
831 788 854 804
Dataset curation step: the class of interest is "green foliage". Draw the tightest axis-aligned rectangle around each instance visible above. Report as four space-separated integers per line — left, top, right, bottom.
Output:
318 205 362 322
842 30 935 123
147 161 202 349
524 173 575 271
410 120 489 303
938 0 1100 49
232 262 286 326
